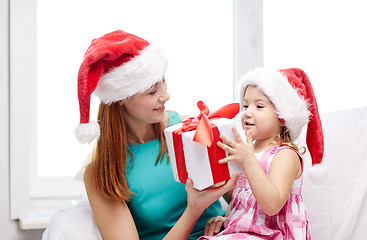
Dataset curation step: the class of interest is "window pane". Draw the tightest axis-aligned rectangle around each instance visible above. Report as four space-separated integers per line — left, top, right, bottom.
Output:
263 0 367 113
37 0 233 177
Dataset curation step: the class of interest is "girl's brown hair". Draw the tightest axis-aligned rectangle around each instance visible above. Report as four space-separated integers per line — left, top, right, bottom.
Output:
273 126 306 154
85 102 167 202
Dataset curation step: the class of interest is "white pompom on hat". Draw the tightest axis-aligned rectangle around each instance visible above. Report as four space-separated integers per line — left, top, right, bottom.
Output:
75 30 168 144
239 68 328 184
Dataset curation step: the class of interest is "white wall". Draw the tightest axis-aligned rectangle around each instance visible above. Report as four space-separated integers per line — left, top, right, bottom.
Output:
0 0 43 239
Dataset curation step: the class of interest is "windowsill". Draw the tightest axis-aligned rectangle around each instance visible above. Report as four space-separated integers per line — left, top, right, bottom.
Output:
19 217 50 230
19 194 86 230
19 194 226 230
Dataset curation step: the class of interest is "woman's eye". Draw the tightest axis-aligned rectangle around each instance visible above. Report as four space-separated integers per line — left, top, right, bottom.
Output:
149 90 157 95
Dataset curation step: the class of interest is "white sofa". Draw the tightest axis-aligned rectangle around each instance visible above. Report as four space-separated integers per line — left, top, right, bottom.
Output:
43 106 367 240
301 105 367 239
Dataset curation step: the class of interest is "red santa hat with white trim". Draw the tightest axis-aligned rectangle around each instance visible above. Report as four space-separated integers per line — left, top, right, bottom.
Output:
75 30 168 144
239 68 329 184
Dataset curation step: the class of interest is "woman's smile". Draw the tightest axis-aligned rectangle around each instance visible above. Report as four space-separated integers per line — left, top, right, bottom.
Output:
154 105 165 112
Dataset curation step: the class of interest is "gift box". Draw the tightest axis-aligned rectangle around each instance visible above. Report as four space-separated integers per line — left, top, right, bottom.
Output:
164 101 244 190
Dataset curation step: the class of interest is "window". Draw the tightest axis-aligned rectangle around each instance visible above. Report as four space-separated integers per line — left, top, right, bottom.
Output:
35 0 234 180
10 0 237 224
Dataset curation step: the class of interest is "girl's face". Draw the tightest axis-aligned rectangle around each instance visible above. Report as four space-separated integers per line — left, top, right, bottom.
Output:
241 85 282 142
122 79 170 125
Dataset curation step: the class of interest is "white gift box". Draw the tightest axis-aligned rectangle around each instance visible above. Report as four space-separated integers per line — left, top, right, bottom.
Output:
165 117 243 190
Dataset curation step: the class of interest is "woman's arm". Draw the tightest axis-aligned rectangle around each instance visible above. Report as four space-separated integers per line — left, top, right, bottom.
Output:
85 169 238 240
164 173 239 240
84 169 139 240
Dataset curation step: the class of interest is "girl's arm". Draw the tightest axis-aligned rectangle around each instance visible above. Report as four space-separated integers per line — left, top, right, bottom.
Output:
218 128 302 216
240 148 301 215
84 169 139 240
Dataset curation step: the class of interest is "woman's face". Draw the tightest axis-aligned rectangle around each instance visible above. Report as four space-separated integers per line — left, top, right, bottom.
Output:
121 79 170 125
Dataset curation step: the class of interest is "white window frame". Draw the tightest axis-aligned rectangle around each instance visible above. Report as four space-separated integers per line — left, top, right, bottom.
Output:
10 0 37 220
9 0 89 224
233 0 263 99
9 0 263 228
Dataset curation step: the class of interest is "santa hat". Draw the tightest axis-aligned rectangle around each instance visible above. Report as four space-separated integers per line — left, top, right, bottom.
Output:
75 30 168 144
239 68 328 184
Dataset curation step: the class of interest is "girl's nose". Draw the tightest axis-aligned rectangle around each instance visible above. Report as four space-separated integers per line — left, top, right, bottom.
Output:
243 109 253 118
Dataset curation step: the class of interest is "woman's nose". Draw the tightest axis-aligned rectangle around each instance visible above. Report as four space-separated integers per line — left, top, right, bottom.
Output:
159 90 170 102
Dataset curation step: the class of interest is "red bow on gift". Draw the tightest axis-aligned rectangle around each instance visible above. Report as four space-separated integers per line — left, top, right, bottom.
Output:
171 101 240 186
178 101 240 147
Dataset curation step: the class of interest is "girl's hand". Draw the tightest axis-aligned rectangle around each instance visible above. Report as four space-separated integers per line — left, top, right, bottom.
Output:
204 216 227 236
217 127 255 166
185 173 239 214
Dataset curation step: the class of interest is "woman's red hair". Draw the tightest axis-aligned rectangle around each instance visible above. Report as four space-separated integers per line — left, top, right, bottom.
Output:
85 102 167 202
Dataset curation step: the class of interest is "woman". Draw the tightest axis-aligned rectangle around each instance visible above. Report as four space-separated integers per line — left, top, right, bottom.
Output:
70 30 238 240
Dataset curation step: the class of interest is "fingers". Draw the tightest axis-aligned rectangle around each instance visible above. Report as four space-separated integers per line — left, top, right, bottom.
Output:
216 140 236 164
213 217 225 234
205 220 219 236
220 128 242 145
224 172 239 190
204 216 227 236
217 128 245 153
213 172 239 191
218 156 231 164
231 127 242 142
219 134 233 146
204 218 213 236
206 173 239 200
217 141 233 153
185 178 194 192
213 219 224 235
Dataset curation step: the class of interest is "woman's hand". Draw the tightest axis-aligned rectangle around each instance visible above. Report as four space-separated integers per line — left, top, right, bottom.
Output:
185 173 239 215
204 216 227 236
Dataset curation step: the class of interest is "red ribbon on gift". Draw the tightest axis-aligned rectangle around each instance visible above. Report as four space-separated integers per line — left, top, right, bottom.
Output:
172 101 240 185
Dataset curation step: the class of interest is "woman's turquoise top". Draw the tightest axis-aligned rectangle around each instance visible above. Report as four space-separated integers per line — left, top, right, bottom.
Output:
126 111 225 240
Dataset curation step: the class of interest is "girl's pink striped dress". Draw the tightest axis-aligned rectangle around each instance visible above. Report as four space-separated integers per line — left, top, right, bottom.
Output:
199 146 311 240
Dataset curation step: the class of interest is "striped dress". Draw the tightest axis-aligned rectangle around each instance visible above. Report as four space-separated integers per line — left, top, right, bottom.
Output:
199 146 311 240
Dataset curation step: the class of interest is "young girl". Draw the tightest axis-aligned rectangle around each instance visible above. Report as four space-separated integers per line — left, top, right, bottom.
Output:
43 30 238 240
199 68 325 239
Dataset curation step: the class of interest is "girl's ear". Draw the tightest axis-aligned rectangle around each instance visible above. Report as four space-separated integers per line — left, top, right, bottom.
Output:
118 100 125 106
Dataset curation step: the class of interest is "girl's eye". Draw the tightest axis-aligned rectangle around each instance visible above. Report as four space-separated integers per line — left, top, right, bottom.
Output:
149 90 157 95
242 104 248 109
257 104 264 109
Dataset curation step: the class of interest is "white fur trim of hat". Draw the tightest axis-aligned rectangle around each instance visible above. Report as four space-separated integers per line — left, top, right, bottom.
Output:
239 68 310 141
75 30 168 144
